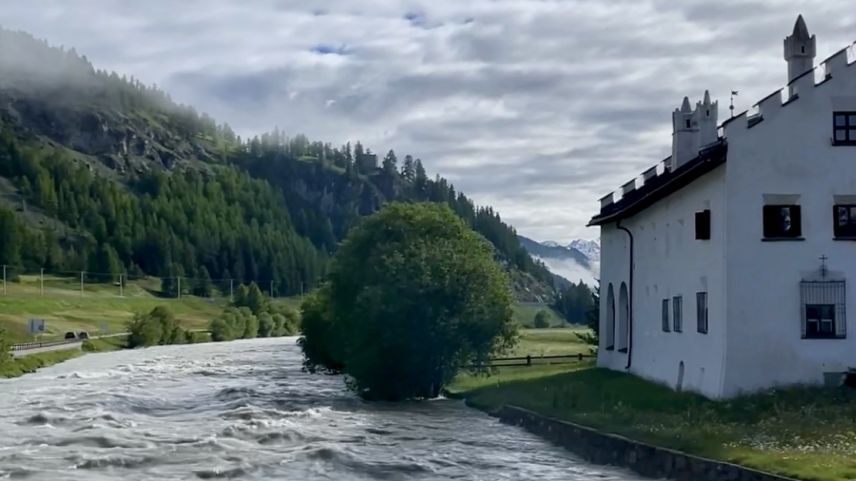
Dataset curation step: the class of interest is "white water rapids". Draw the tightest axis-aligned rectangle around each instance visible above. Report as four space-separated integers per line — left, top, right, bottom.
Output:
0 337 646 480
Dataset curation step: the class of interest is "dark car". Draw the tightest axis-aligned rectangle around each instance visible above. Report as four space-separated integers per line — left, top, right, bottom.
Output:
77 332 89 340
64 332 76 340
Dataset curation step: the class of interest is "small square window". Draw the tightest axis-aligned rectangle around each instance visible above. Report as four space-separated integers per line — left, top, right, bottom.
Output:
763 205 802 239
834 204 856 238
833 111 856 145
806 304 836 338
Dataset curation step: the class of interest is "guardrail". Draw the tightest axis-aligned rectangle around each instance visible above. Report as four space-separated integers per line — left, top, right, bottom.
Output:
11 339 81 352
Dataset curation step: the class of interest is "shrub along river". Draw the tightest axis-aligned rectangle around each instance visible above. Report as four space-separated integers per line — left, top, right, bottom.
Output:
0 337 645 480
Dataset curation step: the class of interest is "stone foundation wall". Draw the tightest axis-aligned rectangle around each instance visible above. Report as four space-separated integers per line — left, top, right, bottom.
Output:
495 405 797 481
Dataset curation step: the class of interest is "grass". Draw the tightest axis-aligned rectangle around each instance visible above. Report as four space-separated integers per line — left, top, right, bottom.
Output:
0 348 83 378
512 327 593 357
81 335 129 353
448 365 856 481
512 302 567 327
0 275 228 343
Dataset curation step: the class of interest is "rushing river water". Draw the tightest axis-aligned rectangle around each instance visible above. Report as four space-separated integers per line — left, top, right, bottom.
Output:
0 338 645 480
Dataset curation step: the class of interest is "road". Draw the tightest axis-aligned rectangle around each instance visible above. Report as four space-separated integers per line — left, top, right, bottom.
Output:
10 332 128 358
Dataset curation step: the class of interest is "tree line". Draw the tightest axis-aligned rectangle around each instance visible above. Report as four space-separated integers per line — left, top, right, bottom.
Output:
0 26 556 301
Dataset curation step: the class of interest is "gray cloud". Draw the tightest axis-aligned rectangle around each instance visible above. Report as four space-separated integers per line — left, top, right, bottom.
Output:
0 1 854 242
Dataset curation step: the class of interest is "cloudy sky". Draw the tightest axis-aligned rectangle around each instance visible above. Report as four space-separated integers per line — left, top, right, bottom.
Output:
1 1 855 242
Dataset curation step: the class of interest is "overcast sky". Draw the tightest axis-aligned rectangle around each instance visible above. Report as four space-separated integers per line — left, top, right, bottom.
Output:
1 1 855 242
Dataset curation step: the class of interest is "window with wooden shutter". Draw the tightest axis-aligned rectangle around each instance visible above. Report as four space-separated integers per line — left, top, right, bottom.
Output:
763 205 802 239
834 205 856 238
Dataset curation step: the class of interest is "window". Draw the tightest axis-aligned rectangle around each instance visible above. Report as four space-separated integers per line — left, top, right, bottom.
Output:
834 205 856 238
805 304 836 338
672 296 683 332
662 299 670 332
833 112 856 145
695 210 711 240
685 119 691 129
801 281 846 339
763 205 802 239
696 292 708 334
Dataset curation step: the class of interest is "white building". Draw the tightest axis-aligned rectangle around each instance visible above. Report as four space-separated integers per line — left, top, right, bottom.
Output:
589 16 856 399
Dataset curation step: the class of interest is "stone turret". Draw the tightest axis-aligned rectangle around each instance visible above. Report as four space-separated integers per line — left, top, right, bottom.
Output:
671 91 719 170
784 14 816 95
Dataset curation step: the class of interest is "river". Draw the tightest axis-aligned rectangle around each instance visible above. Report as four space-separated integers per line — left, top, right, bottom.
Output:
0 337 645 480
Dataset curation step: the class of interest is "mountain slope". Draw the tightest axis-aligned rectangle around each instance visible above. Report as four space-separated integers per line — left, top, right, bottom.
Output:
518 235 598 287
0 27 554 300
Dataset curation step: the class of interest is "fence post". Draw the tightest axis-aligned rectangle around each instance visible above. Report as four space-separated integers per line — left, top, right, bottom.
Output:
40 268 44 296
270 280 274 298
2 265 5 295
119 273 124 297
229 279 233 301
177 276 181 299
80 271 84 297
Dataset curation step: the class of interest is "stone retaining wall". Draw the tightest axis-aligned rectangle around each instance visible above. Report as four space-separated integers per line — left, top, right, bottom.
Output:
495 405 798 481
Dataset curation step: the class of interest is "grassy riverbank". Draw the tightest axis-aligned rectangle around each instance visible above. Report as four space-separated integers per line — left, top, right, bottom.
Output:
0 348 84 378
449 363 856 481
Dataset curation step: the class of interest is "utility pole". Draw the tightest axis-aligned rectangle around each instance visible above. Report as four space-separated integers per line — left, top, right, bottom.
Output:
177 276 181 299
80 271 84 297
229 279 234 301
40 268 44 296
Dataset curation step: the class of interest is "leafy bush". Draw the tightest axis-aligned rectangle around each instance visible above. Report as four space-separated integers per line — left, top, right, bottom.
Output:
127 306 185 348
258 312 274 337
533 310 551 329
299 203 517 400
210 306 258 342
81 339 97 352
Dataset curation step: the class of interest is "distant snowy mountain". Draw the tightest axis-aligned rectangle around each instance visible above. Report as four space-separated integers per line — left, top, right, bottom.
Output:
568 239 600 262
517 236 599 287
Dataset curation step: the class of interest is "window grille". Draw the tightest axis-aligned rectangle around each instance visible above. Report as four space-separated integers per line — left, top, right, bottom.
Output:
800 280 846 339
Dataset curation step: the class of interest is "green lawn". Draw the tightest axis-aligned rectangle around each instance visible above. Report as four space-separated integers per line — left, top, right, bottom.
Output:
512 302 568 327
0 275 233 343
448 365 856 481
512 327 593 357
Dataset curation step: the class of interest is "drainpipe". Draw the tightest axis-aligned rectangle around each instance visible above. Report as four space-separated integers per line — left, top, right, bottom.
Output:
616 220 634 370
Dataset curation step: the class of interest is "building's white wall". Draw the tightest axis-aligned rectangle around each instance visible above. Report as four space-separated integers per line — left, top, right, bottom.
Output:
598 166 728 398
722 58 856 396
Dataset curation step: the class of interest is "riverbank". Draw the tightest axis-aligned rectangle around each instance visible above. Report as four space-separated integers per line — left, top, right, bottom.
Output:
448 365 856 481
0 348 84 378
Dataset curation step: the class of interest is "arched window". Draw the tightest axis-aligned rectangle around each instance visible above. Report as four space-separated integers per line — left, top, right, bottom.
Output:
605 284 615 349
618 282 629 351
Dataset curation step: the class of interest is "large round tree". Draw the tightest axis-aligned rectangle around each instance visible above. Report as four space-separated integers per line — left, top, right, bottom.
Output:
299 202 516 400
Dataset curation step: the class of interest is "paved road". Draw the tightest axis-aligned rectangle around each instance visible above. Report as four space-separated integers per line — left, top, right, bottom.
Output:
11 333 129 358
